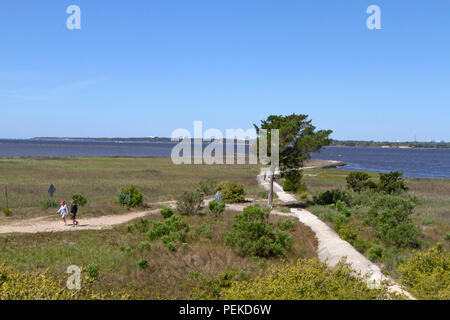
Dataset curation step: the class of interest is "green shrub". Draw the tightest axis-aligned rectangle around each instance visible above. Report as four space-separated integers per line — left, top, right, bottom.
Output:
313 189 350 206
182 243 190 250
196 178 218 196
2 236 9 243
346 171 376 193
208 200 225 216
126 224 133 232
137 259 149 270
225 205 292 257
397 244 449 299
138 241 151 251
116 185 144 207
277 219 295 231
71 194 87 206
368 244 384 261
176 191 203 215
160 207 174 219
367 196 420 248
135 218 150 233
378 171 408 194
86 263 99 279
446 233 450 241
146 215 190 251
215 181 245 203
2 208 11 216
335 221 358 244
40 199 53 209
335 200 351 217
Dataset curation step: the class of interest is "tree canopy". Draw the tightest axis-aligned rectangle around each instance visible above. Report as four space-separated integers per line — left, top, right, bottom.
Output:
254 114 333 174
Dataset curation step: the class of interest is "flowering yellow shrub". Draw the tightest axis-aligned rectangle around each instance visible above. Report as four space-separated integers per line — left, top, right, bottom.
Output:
397 244 449 300
220 258 398 300
0 263 131 300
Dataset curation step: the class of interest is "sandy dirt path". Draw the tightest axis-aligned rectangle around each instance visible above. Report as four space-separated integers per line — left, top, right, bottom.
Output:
0 209 159 234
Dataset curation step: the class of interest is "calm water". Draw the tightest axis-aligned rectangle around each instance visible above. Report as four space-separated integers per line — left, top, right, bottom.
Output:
1 140 449 179
311 146 450 179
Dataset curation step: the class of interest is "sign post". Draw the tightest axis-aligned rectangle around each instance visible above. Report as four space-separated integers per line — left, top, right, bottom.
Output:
48 184 56 208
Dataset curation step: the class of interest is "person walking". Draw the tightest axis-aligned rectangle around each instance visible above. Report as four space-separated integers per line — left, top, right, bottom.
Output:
70 200 79 227
57 201 69 226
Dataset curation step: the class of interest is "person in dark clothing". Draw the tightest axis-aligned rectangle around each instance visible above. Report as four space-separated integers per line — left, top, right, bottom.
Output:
70 201 79 227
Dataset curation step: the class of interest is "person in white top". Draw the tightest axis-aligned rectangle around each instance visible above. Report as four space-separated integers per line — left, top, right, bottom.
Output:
57 200 69 226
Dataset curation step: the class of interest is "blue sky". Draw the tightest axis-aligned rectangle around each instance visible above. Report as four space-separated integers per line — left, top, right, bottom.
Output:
0 0 449 141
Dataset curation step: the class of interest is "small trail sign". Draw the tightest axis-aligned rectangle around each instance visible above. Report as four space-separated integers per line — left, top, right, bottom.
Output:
48 184 56 208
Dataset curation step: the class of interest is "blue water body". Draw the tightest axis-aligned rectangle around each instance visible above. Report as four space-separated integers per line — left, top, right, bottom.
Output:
311 146 450 179
0 140 449 179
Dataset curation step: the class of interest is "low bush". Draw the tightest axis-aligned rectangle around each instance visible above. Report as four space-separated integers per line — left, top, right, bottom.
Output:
346 171 377 193
146 215 190 251
0 263 130 300
225 205 292 257
116 185 144 207
334 221 358 244
196 178 218 196
313 189 351 206
135 218 150 233
138 241 151 251
367 196 420 248
219 258 397 300
368 244 384 262
176 191 203 215
208 200 225 216
137 259 149 270
2 208 11 216
215 181 245 203
397 244 449 300
378 171 408 194
86 263 99 279
160 207 174 219
72 194 87 206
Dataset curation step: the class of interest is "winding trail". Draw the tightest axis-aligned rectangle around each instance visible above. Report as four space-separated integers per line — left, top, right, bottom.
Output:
0 210 159 234
257 174 414 299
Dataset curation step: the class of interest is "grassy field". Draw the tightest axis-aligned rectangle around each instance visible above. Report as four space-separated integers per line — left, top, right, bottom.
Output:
0 157 261 221
0 210 317 299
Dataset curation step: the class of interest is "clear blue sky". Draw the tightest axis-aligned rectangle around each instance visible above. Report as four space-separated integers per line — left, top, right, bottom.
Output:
1 0 449 141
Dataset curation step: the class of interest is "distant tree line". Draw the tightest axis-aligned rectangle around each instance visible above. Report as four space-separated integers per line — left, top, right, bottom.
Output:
331 140 450 149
